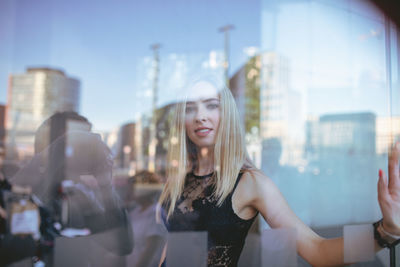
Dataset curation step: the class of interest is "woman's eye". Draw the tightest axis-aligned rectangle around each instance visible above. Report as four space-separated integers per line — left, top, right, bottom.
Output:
207 103 219 109
185 106 195 113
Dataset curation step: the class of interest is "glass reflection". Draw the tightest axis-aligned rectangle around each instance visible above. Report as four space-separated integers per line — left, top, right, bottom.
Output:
8 112 133 266
0 0 399 266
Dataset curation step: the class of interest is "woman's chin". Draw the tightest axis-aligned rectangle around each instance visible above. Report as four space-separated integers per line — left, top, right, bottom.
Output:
190 137 216 148
193 142 215 149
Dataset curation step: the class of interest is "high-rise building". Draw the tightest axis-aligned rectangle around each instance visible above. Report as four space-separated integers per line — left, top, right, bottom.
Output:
229 55 262 168
305 112 378 225
117 122 136 169
154 103 176 179
376 116 400 154
6 67 80 161
259 52 303 166
133 103 176 179
134 114 151 174
109 122 137 178
229 55 261 134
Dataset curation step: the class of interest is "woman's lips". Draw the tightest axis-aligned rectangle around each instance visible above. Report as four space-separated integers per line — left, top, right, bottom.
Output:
195 128 212 137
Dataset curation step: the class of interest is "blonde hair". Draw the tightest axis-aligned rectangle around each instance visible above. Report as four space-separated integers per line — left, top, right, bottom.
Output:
158 79 247 218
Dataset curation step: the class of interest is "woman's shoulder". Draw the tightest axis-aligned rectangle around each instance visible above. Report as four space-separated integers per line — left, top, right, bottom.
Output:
239 168 279 197
232 168 278 216
240 167 270 184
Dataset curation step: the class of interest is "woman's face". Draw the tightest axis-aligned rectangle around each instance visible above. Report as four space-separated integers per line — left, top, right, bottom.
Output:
185 81 221 149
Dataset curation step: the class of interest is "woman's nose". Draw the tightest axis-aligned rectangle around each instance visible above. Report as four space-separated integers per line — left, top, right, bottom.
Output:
195 108 207 122
195 115 206 122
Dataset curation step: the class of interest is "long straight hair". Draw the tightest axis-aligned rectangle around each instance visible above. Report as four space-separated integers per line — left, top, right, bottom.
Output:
158 80 247 218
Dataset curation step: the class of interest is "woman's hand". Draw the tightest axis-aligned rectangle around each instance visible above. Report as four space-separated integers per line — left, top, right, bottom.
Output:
378 142 400 235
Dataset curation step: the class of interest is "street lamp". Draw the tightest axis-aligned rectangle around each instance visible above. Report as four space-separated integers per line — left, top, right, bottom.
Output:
218 24 235 85
148 43 161 173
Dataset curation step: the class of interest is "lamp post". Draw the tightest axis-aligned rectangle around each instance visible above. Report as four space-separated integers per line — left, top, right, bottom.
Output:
148 43 161 173
218 24 235 85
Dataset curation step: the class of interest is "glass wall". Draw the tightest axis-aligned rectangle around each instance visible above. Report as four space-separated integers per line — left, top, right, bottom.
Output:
0 0 399 266
259 0 396 228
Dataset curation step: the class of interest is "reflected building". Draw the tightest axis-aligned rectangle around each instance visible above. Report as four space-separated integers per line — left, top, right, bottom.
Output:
374 116 400 177
6 67 80 161
230 55 262 168
108 116 174 179
259 52 308 224
376 116 400 154
134 103 176 180
305 112 377 226
134 114 151 174
258 53 308 223
259 52 303 167
115 122 136 172
306 112 376 166
154 103 176 179
229 52 304 169
229 55 261 134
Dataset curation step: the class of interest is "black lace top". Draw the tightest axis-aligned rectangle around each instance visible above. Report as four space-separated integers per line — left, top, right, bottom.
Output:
162 171 258 267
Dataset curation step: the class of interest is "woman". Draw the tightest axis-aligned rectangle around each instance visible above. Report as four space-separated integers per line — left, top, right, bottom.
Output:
158 78 400 266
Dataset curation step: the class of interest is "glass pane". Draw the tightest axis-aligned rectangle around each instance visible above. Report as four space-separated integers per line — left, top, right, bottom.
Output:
261 228 297 267
343 224 375 263
0 0 398 266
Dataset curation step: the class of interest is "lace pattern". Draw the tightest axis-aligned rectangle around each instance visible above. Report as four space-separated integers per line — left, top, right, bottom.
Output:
177 174 215 214
208 245 233 266
163 171 257 267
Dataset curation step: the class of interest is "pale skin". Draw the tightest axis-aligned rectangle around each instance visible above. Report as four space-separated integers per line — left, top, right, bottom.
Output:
160 81 400 266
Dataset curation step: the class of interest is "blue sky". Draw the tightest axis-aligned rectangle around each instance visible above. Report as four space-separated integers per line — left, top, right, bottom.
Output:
261 0 394 119
0 0 396 132
0 0 260 131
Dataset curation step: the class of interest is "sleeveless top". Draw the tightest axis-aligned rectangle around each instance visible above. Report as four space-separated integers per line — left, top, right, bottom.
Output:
161 171 258 267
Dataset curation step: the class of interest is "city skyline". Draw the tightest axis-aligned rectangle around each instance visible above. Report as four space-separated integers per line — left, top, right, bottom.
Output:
0 0 260 131
1 0 395 133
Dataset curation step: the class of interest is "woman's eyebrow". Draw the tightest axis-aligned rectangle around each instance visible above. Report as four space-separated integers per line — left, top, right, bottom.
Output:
202 98 219 103
186 98 219 105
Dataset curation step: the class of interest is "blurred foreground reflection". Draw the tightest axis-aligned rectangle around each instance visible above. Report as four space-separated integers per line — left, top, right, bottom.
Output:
3 112 133 266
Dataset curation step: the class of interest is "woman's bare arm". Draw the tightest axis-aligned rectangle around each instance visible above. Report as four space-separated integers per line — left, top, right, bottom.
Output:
237 170 383 267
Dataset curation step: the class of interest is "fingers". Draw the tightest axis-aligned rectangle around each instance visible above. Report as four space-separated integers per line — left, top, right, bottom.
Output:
388 142 400 190
378 169 389 204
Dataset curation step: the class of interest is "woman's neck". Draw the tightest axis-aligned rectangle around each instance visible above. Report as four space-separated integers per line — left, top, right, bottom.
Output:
194 147 215 176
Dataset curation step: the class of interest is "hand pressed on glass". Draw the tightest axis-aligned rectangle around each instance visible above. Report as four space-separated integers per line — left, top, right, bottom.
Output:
378 142 400 237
